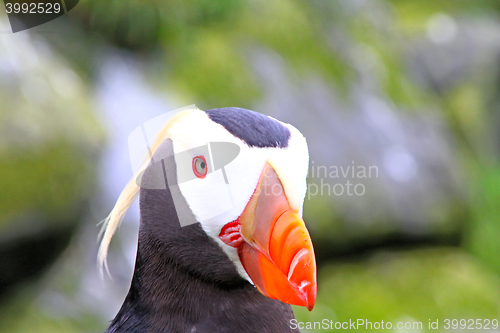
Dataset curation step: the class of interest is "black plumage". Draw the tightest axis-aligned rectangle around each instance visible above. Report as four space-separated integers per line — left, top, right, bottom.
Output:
206 108 291 148
106 127 300 333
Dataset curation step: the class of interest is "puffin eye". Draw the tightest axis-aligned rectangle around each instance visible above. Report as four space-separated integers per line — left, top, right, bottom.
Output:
192 156 207 179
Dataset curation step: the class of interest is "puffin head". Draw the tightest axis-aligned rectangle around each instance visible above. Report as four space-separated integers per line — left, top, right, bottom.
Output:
99 107 316 311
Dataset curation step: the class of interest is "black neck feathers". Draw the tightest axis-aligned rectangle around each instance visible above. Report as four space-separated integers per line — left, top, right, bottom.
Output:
106 139 298 333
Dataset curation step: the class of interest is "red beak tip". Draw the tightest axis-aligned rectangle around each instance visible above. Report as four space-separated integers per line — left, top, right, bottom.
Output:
297 280 316 311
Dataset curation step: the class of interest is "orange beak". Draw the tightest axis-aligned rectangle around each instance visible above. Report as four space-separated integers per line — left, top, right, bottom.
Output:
220 164 317 310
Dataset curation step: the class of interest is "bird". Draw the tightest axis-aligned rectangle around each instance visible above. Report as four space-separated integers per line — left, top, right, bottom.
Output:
98 107 316 333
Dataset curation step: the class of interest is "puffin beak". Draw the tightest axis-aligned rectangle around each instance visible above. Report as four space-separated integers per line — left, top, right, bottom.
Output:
237 164 316 310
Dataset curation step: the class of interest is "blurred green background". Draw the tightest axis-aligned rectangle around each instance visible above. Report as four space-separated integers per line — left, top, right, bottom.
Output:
0 0 499 332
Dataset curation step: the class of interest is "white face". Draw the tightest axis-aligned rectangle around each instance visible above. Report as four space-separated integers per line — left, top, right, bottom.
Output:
165 109 309 282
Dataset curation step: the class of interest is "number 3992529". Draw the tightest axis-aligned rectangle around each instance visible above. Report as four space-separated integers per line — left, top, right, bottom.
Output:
5 2 62 14
444 319 498 330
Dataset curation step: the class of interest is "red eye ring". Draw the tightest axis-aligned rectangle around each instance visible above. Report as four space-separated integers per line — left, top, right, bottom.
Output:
192 156 208 179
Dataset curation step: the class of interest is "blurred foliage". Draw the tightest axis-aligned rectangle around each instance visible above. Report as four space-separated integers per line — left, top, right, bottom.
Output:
388 0 500 33
466 168 500 274
0 143 92 228
0 15 105 331
0 26 104 233
0 286 103 333
68 0 354 108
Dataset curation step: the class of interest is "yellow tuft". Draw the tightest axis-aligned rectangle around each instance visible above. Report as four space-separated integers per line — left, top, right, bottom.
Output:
97 106 202 278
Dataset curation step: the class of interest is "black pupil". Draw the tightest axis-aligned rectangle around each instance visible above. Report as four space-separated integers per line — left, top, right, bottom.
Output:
199 160 205 170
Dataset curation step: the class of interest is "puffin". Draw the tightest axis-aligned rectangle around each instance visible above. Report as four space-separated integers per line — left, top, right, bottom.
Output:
98 107 316 333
